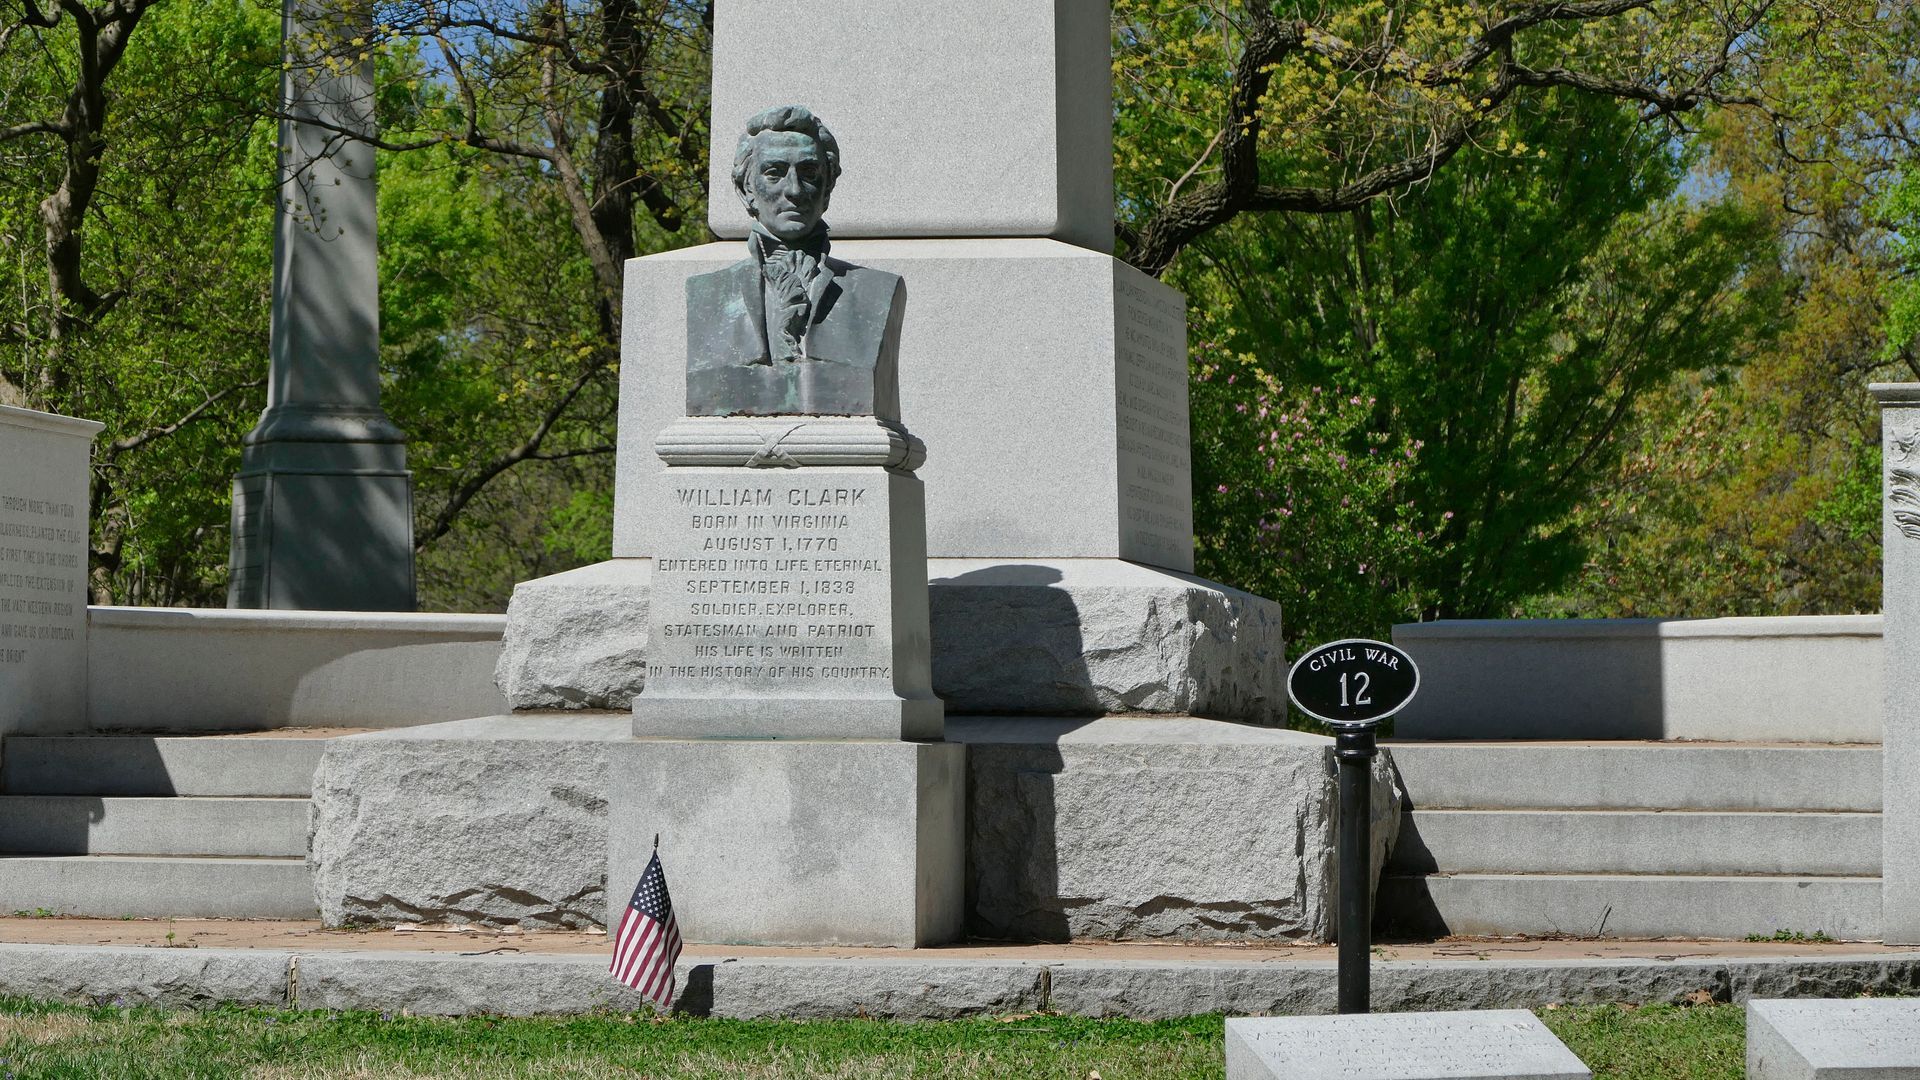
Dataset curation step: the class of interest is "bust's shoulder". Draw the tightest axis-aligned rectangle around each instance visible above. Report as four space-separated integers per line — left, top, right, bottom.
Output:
828 260 902 298
687 258 756 296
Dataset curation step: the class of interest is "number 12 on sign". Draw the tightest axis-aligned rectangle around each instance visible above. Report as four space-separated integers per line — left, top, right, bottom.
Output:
1339 671 1371 708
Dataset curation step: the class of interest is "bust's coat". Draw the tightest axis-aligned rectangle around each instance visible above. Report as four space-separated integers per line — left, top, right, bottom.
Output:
685 253 906 419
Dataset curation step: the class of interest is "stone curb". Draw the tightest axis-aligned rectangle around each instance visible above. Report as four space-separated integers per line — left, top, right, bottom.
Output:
1 944 1916 1020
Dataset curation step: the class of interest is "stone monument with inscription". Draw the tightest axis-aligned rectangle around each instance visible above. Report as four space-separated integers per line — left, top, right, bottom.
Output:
0 406 102 737
304 0 1395 946
496 0 1282 725
608 106 962 946
1877 383 1920 945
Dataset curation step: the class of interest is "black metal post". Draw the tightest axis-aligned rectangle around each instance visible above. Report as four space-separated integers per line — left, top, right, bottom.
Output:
1335 723 1378 1014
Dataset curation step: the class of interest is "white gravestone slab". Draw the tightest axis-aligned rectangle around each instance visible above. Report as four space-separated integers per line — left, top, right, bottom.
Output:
0 406 103 737
1225 1011 1591 1080
1748 998 1920 1080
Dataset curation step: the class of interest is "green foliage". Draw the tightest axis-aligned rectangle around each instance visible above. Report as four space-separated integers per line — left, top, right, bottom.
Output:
0 2 281 604
1890 163 1920 362
545 489 615 566
1175 93 1777 643
1811 439 1884 546
1743 928 1835 943
2 8 707 610
1553 1 1919 620
1193 352 1449 649
360 23 708 609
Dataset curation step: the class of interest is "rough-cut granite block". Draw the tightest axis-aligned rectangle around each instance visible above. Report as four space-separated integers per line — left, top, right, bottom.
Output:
951 717 1399 943
929 559 1283 718
495 562 650 711
306 714 1383 944
308 715 628 928
497 558 1284 721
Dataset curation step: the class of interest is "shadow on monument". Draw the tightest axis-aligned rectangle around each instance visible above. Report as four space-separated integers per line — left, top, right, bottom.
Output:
1389 619 1672 741
928 563 1098 943
1375 619 1672 938
232 462 414 612
0 721 166 883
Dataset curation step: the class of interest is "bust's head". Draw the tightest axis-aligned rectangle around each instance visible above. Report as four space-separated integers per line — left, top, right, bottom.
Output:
733 105 842 244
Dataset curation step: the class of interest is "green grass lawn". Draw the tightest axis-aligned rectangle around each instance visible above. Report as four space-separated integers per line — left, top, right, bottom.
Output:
0 996 1748 1079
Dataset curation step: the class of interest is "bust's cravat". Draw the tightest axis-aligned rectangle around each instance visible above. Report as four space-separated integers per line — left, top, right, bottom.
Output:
749 224 834 363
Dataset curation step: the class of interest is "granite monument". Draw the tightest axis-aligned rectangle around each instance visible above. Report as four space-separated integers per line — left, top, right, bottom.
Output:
611 107 962 946
0 406 102 738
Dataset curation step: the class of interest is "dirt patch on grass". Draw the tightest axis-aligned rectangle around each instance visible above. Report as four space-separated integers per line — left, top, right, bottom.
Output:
0 1012 93 1044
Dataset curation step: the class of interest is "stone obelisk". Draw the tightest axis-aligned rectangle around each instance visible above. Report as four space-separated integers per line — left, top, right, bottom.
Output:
229 0 415 610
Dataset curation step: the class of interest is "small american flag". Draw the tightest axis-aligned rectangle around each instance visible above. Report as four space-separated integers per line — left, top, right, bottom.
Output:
609 846 682 1009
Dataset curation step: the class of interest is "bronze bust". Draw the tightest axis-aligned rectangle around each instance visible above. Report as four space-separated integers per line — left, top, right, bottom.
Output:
685 106 906 419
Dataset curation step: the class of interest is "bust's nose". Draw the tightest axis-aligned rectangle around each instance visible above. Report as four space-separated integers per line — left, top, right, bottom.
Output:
776 171 810 202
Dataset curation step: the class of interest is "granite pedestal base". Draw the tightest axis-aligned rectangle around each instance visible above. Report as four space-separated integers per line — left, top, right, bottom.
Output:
498 558 1283 720
228 431 414 611
307 715 1388 941
606 738 965 947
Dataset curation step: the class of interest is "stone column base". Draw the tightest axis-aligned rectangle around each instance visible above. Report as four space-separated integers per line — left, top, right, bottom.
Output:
229 467 414 610
606 738 965 947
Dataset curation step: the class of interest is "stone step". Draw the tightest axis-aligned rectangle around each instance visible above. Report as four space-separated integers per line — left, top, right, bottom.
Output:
1390 808 1881 877
0 855 318 920
1384 742 1880 812
0 735 330 797
0 796 308 857
1377 872 1882 941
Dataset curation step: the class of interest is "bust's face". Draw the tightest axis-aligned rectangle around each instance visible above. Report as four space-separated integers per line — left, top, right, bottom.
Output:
741 130 831 243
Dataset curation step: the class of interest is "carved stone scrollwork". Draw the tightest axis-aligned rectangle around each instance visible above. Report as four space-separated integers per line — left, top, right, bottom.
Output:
653 416 927 472
1891 467 1920 541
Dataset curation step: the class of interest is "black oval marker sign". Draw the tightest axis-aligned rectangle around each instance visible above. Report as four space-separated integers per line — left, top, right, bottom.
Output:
1287 638 1420 726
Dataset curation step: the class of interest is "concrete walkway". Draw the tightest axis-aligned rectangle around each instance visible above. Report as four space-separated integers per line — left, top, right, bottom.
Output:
2 918 1917 1019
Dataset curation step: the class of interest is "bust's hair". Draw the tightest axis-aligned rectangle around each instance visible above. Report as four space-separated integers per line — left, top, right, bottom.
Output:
732 105 842 196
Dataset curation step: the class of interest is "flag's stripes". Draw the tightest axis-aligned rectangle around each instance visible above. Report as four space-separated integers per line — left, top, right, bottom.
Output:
608 850 682 1010
613 906 654 972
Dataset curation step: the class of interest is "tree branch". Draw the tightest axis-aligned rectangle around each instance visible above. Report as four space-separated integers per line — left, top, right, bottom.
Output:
416 359 612 549
1120 0 1771 277
0 118 70 141
103 377 264 458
